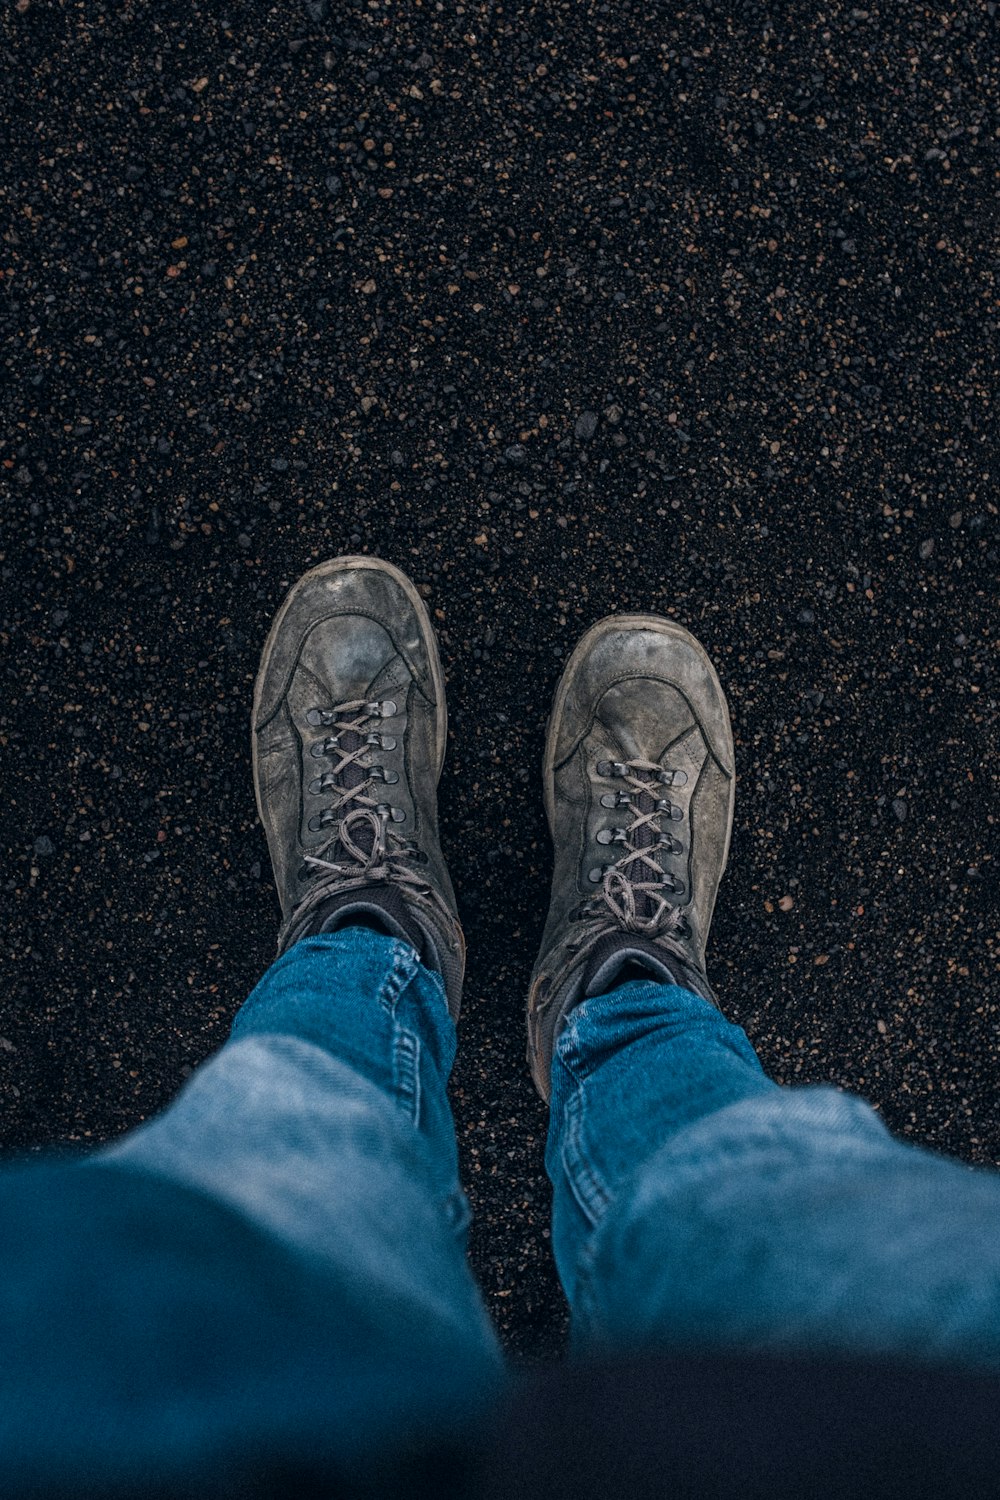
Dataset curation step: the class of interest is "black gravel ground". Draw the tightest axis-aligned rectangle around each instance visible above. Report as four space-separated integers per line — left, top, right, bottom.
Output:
1 1 997 1361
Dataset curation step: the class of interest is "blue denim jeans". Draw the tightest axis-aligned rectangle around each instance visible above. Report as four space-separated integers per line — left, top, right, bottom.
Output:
547 983 1000 1363
4 927 1000 1493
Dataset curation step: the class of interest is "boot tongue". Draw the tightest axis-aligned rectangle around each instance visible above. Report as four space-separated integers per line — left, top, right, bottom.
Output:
622 774 658 922
310 882 429 959
581 930 685 998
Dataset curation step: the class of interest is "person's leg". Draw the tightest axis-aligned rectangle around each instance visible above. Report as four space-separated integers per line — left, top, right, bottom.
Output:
101 924 502 1437
0 928 502 1496
104 927 478 1301
530 613 1000 1369
104 927 492 1352
547 977 1000 1364
0 558 503 1495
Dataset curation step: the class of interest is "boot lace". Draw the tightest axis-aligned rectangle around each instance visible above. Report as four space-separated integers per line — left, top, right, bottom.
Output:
570 756 691 947
289 696 440 933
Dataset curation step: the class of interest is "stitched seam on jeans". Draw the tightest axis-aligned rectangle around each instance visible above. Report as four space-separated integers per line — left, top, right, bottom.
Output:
554 1015 592 1082
562 1083 611 1228
376 942 422 1126
555 1010 615 1099
378 940 419 1016
392 1025 421 1128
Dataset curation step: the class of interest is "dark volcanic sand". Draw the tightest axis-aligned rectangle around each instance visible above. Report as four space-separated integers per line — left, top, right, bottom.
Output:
1 1 997 1358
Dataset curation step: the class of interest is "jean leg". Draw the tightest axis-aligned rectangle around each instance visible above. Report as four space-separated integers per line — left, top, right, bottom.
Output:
0 928 503 1492
548 978 1000 1368
104 927 500 1366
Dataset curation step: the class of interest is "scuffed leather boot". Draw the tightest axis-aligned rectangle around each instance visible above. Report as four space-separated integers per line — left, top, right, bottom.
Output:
527 614 736 1100
252 556 465 1019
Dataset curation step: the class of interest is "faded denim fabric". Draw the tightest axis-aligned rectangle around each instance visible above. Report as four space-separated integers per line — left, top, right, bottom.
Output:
548 980 1000 1366
104 928 503 1373
5 932 1000 1496
0 929 503 1495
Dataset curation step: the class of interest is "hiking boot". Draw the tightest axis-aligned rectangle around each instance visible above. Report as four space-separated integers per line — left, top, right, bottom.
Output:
252 556 465 1019
527 614 736 1100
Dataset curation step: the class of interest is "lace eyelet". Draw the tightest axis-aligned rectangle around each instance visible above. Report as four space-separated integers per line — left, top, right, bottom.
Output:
376 803 406 824
656 768 688 788
310 737 340 759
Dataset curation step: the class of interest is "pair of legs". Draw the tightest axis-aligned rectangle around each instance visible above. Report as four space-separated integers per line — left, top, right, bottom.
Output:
3 557 1000 1492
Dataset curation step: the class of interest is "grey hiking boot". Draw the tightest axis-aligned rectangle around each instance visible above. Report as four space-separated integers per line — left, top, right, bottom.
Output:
527 614 736 1100
252 556 465 1019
